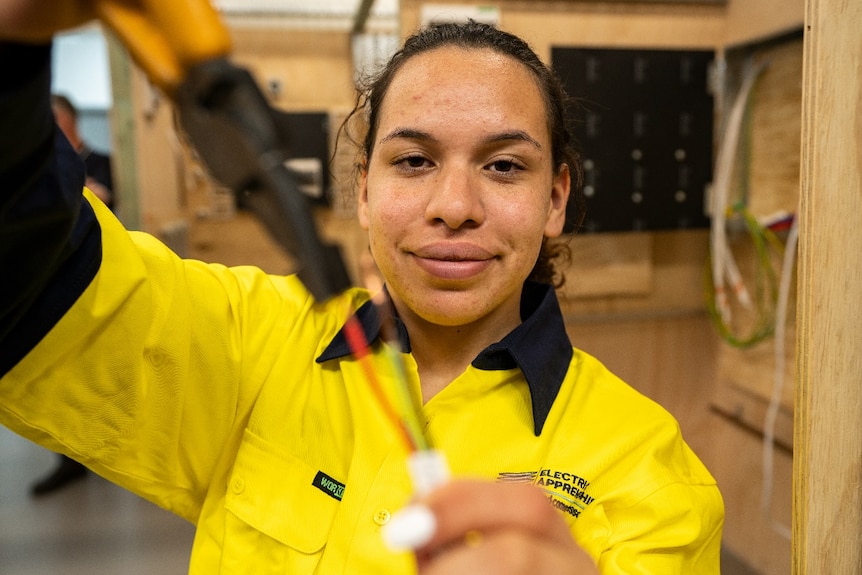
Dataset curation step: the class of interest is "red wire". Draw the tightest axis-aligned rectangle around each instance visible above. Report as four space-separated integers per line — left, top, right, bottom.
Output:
342 313 417 452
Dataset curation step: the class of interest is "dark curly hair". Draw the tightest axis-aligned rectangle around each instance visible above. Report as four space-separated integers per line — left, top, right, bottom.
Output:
344 20 584 287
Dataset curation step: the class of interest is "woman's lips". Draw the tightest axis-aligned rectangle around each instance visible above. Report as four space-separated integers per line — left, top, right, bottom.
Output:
411 243 495 280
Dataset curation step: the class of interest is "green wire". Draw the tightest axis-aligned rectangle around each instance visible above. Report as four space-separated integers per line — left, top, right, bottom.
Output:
382 342 431 451
705 205 781 348
706 71 783 349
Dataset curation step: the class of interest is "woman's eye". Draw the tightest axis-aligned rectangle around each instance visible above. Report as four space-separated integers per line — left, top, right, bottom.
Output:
488 159 522 174
394 155 430 170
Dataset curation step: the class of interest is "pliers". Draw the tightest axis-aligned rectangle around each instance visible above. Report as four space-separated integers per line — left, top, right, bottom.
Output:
96 0 352 301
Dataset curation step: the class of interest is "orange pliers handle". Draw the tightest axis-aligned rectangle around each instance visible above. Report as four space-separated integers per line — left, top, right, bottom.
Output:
95 0 231 95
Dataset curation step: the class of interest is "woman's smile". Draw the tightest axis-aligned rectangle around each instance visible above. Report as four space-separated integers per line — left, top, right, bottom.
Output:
410 242 497 281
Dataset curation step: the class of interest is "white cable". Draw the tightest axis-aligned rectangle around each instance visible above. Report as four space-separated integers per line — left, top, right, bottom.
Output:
760 215 798 541
710 60 768 322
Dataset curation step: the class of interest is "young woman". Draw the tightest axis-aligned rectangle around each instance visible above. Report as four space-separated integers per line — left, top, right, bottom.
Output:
0 5 723 574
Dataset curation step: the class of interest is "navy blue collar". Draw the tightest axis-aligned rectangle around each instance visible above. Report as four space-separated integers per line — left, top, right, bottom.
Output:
317 281 572 436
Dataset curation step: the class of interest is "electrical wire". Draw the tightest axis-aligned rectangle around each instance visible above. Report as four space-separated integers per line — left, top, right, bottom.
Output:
341 266 449 499
760 215 798 541
706 57 783 348
709 58 768 328
339 254 433 455
341 311 419 452
369 294 431 452
705 204 781 348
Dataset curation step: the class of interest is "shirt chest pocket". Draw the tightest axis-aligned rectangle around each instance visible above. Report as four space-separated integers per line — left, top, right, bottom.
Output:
221 429 341 572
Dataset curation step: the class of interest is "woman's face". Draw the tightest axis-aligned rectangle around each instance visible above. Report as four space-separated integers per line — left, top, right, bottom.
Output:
358 47 570 330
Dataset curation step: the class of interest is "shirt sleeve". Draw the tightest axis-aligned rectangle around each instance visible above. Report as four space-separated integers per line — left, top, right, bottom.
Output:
0 41 102 377
597 481 724 574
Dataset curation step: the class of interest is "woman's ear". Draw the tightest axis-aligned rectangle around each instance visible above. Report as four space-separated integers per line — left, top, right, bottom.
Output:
357 164 370 230
544 163 571 238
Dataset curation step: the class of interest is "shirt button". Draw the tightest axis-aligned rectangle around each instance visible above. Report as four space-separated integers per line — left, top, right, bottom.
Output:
373 509 391 526
231 477 245 494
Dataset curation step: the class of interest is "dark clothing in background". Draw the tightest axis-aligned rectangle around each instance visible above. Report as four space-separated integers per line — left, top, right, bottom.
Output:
81 146 113 195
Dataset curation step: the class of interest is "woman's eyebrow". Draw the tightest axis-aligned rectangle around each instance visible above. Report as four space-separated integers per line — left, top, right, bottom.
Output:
379 127 435 145
484 130 543 150
379 128 542 150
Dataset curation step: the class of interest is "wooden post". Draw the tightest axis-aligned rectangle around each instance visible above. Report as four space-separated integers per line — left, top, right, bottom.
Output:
794 0 862 572
106 29 141 231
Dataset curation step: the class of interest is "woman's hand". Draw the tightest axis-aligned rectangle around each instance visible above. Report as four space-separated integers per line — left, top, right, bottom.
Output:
386 479 599 575
0 1 104 42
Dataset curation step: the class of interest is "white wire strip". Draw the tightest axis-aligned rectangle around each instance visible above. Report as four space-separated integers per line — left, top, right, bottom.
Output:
760 215 798 541
709 60 767 323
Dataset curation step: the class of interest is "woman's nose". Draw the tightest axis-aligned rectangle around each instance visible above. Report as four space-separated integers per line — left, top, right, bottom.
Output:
424 165 485 229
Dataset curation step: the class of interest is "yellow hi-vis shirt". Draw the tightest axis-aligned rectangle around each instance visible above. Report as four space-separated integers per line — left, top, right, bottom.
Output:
0 193 723 574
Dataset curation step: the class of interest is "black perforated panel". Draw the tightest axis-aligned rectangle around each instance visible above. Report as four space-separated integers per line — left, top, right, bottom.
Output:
553 47 715 233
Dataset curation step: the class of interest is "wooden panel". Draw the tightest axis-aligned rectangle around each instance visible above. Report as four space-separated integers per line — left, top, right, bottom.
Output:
715 321 796 427
559 230 710 317
725 0 804 47
794 0 862 572
746 38 804 220
712 373 794 451
402 0 727 56
557 234 652 298
228 28 355 109
708 412 793 574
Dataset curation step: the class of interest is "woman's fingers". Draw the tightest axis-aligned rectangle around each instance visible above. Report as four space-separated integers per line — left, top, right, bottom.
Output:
0 1 99 41
418 528 589 575
384 479 598 575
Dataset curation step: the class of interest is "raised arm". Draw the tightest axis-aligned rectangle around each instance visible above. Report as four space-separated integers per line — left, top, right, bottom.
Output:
0 40 102 376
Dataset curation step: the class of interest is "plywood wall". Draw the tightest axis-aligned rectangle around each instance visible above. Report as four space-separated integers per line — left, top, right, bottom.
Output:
725 0 805 47
794 0 862 571
229 28 355 109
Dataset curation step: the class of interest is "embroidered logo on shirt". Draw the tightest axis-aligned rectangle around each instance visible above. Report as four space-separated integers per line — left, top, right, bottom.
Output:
312 470 345 501
497 471 538 483
497 468 594 519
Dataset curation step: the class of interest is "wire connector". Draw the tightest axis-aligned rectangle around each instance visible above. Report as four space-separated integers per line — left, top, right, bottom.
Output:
407 449 450 497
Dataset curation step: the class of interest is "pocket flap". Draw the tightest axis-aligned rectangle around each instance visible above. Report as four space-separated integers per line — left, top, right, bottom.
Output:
225 430 340 553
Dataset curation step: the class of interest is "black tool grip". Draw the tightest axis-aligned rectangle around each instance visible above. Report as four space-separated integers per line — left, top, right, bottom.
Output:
175 59 352 301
